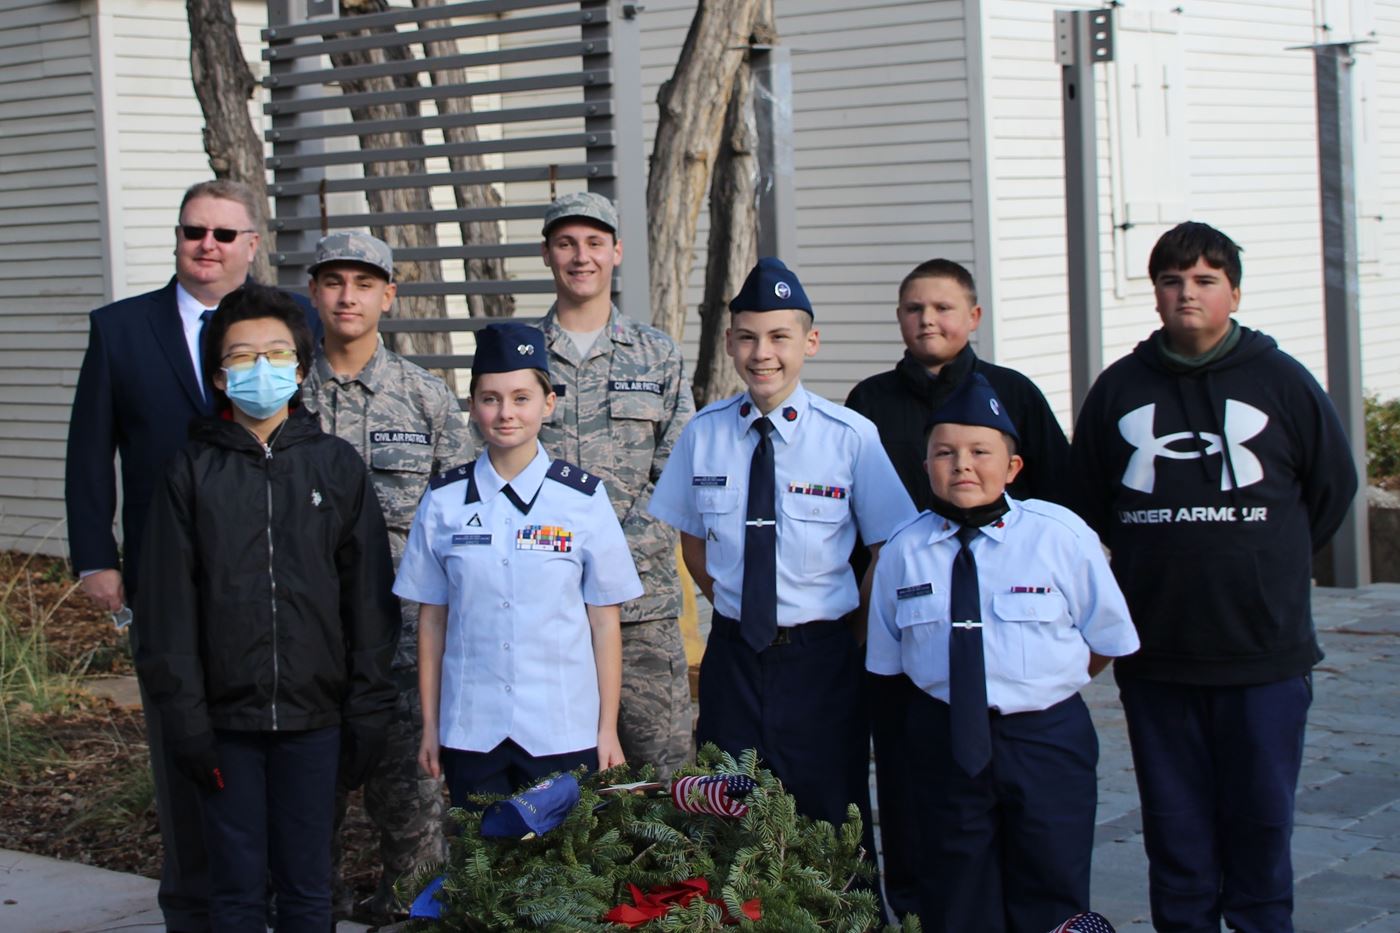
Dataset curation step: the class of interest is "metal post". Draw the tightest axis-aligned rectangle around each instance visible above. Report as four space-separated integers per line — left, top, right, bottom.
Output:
265 0 336 289
584 1 649 315
751 44 797 265
1056 8 1113 421
1312 42 1371 587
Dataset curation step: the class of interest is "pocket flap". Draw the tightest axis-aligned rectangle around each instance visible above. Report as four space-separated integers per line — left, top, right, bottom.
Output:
695 485 742 514
609 388 665 422
781 491 850 524
991 590 1068 623
370 444 432 473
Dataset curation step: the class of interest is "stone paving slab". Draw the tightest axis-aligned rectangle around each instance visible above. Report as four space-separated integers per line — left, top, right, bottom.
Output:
1086 585 1400 932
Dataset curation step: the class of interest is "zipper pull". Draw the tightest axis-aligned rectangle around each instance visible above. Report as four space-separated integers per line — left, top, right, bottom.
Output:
262 443 273 460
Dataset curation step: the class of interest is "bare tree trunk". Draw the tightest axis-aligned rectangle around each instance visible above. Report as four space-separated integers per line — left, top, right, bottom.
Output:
186 0 273 283
412 0 514 318
693 58 756 407
646 0 766 342
335 0 452 386
693 3 775 407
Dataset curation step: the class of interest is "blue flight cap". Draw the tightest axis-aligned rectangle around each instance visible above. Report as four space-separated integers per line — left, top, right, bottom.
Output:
479 773 580 838
925 373 1020 442
474 322 549 376
728 257 813 317
409 876 445 919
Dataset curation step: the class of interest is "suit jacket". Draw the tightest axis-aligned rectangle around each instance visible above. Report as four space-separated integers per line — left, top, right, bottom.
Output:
65 277 317 594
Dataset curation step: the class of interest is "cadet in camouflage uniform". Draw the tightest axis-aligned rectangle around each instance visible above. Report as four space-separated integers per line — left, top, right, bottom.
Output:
536 192 696 781
300 232 474 922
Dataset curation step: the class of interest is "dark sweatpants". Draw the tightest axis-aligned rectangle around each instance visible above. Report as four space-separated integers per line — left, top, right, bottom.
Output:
200 726 340 933
1117 671 1311 933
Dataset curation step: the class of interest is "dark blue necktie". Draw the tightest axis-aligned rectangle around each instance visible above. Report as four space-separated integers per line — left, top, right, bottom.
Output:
740 416 777 652
949 525 991 776
199 308 216 412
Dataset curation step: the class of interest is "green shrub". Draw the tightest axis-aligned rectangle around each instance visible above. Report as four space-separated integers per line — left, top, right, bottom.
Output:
0 545 83 773
1365 393 1400 483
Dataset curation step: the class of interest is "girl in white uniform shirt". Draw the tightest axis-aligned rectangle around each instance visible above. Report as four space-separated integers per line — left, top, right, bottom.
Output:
394 322 642 805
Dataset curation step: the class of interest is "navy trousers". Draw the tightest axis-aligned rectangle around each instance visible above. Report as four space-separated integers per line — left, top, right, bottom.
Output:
868 671 923 918
440 739 594 807
696 613 871 832
199 726 340 933
902 690 1099 933
1116 671 1311 933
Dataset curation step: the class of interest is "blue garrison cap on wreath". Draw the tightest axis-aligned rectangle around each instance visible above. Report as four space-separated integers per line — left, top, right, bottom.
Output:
474 322 550 376
728 257 813 317
479 773 581 838
924 372 1020 442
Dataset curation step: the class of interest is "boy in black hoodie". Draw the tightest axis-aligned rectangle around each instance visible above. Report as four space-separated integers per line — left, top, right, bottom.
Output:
1070 222 1357 933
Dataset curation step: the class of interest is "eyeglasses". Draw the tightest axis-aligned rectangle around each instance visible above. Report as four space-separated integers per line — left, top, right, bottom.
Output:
178 225 256 243
221 349 299 371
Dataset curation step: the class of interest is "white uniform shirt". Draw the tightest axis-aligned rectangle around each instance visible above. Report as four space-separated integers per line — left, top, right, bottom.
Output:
648 384 917 626
394 445 643 756
867 497 1140 714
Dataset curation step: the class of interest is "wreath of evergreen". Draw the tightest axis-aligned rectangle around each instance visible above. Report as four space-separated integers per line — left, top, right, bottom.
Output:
401 744 919 932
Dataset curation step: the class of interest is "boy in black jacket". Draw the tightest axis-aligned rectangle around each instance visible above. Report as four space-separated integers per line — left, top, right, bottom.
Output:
1070 222 1357 933
136 284 398 931
845 258 1071 917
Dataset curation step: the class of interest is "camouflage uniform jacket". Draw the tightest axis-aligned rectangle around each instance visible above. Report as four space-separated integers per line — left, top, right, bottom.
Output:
538 305 695 623
302 344 475 662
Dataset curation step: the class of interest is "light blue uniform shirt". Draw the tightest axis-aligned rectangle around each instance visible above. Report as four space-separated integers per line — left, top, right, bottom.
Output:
867 497 1140 714
648 384 916 626
394 444 643 756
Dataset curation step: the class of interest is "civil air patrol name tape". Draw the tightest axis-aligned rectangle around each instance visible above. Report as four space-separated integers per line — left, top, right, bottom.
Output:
371 430 431 445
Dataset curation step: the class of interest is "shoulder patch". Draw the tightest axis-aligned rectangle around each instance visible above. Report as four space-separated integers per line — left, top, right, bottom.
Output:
430 460 474 490
546 459 601 495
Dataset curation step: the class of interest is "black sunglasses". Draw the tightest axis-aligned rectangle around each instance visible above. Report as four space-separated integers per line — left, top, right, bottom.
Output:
178 225 256 244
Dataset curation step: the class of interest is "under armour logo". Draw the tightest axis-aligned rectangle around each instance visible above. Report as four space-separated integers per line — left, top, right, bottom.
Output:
774 281 791 300
516 344 534 355
1118 401 1267 493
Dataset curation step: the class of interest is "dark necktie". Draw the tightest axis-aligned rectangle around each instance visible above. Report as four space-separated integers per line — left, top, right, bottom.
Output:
501 483 540 515
198 308 216 411
949 525 991 776
740 416 777 652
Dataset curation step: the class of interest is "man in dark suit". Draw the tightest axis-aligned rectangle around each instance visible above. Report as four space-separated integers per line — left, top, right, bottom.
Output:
65 179 308 932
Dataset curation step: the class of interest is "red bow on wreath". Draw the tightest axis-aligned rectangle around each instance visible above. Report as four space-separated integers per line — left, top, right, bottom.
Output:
603 878 761 927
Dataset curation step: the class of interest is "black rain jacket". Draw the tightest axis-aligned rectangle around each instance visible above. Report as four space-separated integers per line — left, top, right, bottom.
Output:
134 407 398 743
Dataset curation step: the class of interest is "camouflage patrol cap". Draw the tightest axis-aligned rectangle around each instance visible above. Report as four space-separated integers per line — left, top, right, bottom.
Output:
308 231 394 281
542 191 618 237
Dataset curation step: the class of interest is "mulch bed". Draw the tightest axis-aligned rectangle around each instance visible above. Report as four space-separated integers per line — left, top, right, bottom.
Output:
0 552 384 923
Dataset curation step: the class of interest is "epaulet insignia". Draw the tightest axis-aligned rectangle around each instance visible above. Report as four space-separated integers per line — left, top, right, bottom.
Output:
546 459 600 495
430 460 474 490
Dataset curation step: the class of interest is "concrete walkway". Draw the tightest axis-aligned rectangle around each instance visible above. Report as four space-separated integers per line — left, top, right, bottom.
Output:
0 848 371 933
3 585 1396 932
1088 584 1400 931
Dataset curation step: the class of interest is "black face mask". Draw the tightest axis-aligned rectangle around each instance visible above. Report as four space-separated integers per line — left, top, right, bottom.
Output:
924 490 1010 529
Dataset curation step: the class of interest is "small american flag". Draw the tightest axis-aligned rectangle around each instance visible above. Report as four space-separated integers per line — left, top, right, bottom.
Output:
670 775 757 818
1047 912 1116 933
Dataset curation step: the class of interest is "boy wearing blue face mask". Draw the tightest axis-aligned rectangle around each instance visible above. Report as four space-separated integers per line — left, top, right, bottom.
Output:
135 283 399 931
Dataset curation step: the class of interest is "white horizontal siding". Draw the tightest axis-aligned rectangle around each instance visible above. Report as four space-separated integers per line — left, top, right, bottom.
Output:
492 0 976 402
0 0 102 555
107 0 270 297
984 0 1400 428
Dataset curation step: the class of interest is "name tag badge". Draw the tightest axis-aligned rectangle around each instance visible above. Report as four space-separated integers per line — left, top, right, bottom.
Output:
896 583 934 600
452 533 492 546
692 475 728 487
516 525 573 553
371 430 431 446
610 379 663 395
